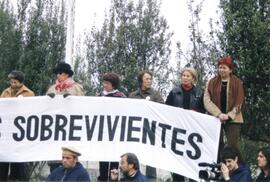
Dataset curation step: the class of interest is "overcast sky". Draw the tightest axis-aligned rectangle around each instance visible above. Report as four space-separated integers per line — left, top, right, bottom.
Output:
9 0 220 65
74 0 220 65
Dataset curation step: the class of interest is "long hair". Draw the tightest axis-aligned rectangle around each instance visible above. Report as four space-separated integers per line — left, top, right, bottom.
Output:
258 147 270 170
137 70 152 88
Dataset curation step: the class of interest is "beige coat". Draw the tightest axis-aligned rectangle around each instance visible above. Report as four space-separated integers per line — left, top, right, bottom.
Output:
204 79 244 123
1 85 35 97
46 82 84 96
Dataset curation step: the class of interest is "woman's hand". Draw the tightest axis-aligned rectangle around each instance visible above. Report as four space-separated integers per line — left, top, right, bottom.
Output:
218 113 229 123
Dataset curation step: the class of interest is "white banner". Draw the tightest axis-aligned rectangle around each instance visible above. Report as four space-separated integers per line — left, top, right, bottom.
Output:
0 96 220 181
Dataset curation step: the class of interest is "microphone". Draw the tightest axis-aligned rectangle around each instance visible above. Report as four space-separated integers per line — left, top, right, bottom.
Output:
198 162 211 167
198 162 220 168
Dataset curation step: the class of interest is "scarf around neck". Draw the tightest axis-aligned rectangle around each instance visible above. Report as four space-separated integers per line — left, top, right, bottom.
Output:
181 83 193 91
102 89 119 96
55 78 75 91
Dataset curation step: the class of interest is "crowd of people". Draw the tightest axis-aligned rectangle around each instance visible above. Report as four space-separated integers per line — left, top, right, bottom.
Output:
0 56 269 182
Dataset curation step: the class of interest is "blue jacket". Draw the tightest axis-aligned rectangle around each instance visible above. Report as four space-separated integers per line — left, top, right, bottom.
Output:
46 162 91 182
119 170 148 182
226 163 252 182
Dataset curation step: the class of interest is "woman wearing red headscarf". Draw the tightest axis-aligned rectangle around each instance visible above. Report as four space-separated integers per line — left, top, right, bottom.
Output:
204 56 245 161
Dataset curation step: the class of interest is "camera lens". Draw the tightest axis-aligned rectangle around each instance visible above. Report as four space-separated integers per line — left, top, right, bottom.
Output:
199 170 210 180
199 170 220 180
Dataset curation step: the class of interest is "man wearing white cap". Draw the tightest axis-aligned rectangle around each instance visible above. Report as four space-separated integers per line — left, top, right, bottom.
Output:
46 146 90 182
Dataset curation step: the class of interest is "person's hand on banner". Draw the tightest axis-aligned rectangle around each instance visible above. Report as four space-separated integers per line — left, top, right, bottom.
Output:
47 93 55 98
63 93 71 98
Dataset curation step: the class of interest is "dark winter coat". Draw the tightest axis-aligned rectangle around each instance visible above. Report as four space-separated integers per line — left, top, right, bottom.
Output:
119 170 148 182
46 162 90 182
255 171 270 182
222 163 252 182
165 85 205 113
98 90 126 98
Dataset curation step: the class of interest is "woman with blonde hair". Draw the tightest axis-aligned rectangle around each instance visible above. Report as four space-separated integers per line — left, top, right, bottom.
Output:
165 67 204 181
166 67 204 112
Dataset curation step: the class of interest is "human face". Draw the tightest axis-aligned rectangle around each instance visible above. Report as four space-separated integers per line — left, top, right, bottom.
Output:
103 81 113 92
62 154 77 169
181 71 194 85
141 73 152 90
224 157 238 172
257 151 268 169
57 72 69 82
10 79 23 89
119 155 134 176
218 64 232 80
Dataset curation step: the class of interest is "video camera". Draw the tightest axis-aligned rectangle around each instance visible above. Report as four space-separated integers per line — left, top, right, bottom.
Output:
198 162 221 181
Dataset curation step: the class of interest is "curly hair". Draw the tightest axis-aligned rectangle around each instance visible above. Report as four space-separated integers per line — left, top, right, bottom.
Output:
102 72 120 89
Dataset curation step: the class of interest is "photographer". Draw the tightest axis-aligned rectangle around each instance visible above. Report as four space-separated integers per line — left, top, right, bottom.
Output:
220 147 252 182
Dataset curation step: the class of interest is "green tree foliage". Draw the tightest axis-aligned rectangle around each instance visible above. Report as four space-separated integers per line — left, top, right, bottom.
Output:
18 0 66 95
176 0 221 89
0 0 21 91
78 0 173 95
0 0 66 95
220 0 270 142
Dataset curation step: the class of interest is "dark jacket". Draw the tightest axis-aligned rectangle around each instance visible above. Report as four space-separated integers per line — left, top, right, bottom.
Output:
98 90 126 98
255 171 270 182
129 88 164 103
222 163 252 182
119 170 148 182
165 86 205 113
46 162 90 182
